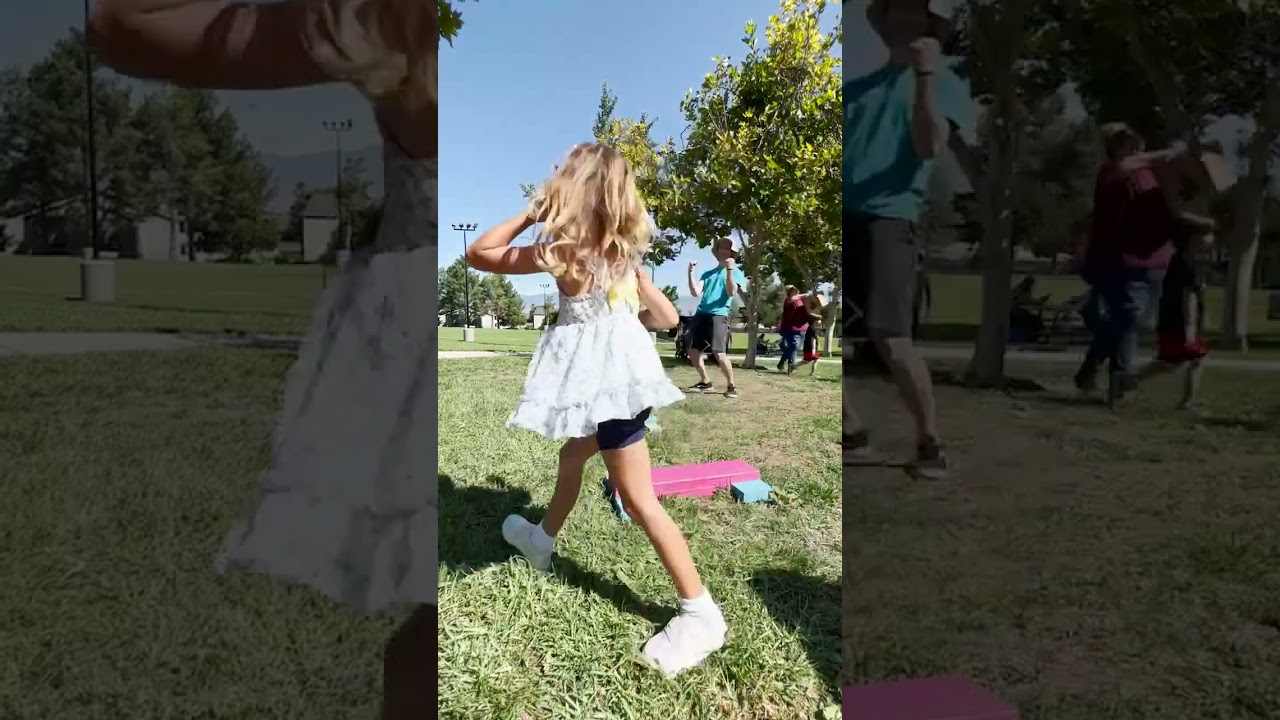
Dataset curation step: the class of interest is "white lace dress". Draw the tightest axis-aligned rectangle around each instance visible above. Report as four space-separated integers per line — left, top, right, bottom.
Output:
215 137 438 614
508 275 685 439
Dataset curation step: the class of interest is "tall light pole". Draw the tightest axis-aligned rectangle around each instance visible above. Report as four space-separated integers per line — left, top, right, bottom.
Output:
451 223 477 336
323 119 352 258
540 282 550 333
83 0 99 260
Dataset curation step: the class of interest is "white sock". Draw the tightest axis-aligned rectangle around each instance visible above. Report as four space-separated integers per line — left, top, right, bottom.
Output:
533 522 555 551
679 591 719 618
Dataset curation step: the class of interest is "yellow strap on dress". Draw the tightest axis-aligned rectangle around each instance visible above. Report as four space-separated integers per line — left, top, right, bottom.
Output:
605 274 641 314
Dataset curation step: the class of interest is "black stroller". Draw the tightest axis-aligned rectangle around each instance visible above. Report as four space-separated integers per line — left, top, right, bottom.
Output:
673 315 695 360
673 314 736 363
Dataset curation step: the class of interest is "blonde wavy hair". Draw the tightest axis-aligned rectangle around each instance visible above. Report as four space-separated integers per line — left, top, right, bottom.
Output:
530 143 654 289
304 0 437 107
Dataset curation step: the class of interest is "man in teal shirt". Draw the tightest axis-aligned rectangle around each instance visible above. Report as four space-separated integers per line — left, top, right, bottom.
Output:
843 0 974 479
687 236 748 398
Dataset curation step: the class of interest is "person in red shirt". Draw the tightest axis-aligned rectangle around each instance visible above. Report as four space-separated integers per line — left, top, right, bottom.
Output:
776 286 810 373
1074 124 1191 401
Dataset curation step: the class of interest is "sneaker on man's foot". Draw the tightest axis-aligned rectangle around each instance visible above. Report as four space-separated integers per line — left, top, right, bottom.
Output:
907 441 949 480
641 607 727 677
842 429 882 466
501 515 553 571
724 384 739 398
688 381 713 393
1073 369 1097 396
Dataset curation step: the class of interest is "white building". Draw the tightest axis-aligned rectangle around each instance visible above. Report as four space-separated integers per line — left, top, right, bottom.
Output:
300 190 339 262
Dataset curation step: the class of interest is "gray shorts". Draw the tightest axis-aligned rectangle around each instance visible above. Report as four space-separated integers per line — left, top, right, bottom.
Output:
844 213 920 340
690 311 730 354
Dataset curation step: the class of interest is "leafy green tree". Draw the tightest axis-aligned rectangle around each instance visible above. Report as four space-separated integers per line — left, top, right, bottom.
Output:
1044 0 1280 350
328 155 375 257
661 284 679 305
281 182 309 247
653 0 839 367
0 31 141 251
132 87 275 260
478 273 526 327
200 107 277 259
439 256 483 326
440 0 471 41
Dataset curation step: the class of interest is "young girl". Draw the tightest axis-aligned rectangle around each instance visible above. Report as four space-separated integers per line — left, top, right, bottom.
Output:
465 143 729 677
90 2 437 717
1138 229 1212 408
798 292 826 375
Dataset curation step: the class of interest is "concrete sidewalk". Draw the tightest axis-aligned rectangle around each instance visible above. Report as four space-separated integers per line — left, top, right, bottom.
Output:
0 332 299 356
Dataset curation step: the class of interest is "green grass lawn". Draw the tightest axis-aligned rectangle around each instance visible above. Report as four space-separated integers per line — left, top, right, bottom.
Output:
438 326 845 356
924 273 1280 350
0 347 840 719
439 357 841 719
0 349 397 720
846 359 1280 719
5 255 1278 353
0 256 320 335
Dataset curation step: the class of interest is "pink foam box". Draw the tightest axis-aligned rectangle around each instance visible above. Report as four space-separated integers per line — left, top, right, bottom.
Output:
843 676 1019 720
650 460 759 499
605 460 760 503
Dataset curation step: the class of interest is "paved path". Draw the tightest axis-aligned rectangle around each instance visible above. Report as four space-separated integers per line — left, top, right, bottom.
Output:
3 332 1280 373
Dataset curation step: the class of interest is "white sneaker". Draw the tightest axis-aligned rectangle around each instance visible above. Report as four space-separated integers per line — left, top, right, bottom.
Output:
501 515 553 571
641 608 727 677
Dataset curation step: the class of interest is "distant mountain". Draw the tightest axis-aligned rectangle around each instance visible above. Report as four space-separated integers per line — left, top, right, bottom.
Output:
259 144 384 215
520 293 703 315
521 293 558 311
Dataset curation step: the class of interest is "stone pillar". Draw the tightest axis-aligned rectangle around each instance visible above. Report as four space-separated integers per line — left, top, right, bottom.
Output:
80 249 116 303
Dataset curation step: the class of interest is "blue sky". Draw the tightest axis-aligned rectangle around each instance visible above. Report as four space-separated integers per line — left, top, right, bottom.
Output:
439 0 841 300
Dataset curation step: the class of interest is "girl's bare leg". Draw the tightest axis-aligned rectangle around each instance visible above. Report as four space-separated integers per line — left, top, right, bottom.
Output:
1178 359 1203 408
380 605 436 720
502 436 597 569
602 440 726 676
541 436 599 535
603 441 701 598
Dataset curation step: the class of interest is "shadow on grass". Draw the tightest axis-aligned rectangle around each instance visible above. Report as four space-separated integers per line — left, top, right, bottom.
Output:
749 569 841 703
552 556 672 628
439 474 534 571
439 474 672 628
1198 406 1280 433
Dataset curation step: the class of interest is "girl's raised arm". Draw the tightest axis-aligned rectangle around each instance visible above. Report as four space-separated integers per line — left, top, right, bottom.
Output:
89 0 332 89
465 213 545 276
636 270 679 330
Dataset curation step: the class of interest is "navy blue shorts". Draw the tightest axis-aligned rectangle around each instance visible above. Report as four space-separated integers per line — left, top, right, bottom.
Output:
596 408 652 451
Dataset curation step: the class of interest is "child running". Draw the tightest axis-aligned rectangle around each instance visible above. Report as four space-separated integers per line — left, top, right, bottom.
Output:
798 295 829 379
1138 228 1212 408
465 143 728 677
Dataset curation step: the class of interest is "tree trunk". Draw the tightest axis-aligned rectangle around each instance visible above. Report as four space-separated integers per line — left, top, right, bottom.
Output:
167 205 179 262
741 232 762 369
185 202 197 262
968 165 1016 385
825 267 842 354
965 2 1027 386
